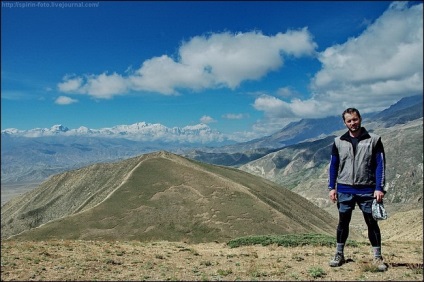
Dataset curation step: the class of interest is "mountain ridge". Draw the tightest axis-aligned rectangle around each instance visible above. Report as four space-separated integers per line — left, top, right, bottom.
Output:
239 118 423 211
1 151 340 242
2 95 422 188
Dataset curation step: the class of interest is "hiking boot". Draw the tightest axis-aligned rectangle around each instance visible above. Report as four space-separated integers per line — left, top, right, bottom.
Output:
373 256 388 271
329 253 345 267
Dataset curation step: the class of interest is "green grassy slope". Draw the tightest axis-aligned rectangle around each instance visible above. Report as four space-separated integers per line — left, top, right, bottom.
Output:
4 152 338 243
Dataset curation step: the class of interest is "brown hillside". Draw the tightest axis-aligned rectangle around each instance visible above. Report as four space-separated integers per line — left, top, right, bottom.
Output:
1 155 143 239
2 151 340 243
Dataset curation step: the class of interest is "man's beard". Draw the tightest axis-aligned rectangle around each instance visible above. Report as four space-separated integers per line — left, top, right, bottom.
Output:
349 125 361 133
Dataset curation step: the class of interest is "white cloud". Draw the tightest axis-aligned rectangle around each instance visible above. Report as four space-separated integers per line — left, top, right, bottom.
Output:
276 87 298 98
254 2 423 123
178 29 316 89
222 113 247 120
308 1 423 114
129 55 210 95
253 95 294 118
83 73 128 99
1 90 31 100
57 29 317 98
58 73 128 99
55 96 78 105
57 76 83 92
200 115 216 124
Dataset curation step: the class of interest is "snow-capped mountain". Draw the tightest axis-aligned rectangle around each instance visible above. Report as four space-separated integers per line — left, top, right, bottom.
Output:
1 122 228 144
2 95 422 187
1 121 236 185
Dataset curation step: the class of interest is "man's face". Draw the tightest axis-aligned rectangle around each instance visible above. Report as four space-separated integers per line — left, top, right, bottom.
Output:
343 112 361 133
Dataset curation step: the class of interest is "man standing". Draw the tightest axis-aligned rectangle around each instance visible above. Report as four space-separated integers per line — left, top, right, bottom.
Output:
327 108 387 271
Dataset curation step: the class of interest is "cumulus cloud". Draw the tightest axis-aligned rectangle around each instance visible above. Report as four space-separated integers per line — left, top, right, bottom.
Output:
307 1 422 115
58 73 128 99
83 73 128 99
178 29 316 89
55 96 78 105
129 55 212 95
200 115 216 124
58 29 317 98
253 95 294 118
255 1 423 123
57 76 83 93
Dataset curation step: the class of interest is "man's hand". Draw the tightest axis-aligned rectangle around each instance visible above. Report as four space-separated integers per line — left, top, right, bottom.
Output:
329 189 337 203
374 190 385 202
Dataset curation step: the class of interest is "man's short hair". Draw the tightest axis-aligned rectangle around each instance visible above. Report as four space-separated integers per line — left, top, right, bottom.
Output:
342 108 361 121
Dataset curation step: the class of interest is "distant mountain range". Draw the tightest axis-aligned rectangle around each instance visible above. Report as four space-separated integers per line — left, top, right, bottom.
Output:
3 95 421 144
1 122 230 144
1 95 422 186
183 94 423 164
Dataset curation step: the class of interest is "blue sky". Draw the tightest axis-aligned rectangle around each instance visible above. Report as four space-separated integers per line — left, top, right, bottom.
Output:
1 1 423 141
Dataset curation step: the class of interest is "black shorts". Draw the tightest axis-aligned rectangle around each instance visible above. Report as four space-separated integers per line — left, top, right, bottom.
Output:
337 192 374 213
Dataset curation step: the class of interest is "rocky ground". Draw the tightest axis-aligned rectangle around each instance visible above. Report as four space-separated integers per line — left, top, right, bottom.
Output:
1 237 422 281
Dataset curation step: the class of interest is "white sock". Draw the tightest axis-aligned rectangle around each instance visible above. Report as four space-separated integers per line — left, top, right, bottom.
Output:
336 243 345 254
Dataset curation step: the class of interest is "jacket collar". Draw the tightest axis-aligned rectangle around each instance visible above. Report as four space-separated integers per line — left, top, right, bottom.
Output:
340 127 371 141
